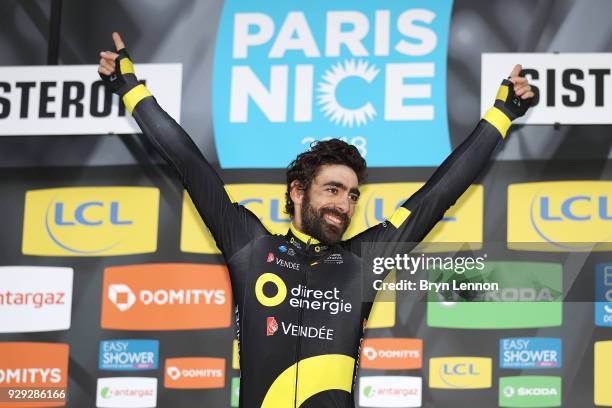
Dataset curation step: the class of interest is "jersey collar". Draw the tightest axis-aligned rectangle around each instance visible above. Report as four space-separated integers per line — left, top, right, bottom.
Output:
290 223 320 244
286 223 328 254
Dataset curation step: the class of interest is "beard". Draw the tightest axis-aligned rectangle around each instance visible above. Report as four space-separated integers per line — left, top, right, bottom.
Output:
300 193 350 245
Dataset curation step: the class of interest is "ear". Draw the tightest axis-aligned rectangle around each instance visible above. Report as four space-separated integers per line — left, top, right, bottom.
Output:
289 180 305 207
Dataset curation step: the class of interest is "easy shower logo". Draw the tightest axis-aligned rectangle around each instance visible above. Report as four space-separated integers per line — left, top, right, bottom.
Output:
99 340 159 371
212 0 453 168
595 263 612 327
500 338 561 369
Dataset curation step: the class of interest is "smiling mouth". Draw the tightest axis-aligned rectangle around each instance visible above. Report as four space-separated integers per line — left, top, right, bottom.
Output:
324 213 344 228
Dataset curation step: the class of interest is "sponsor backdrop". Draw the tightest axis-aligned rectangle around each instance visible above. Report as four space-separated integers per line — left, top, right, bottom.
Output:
1 0 611 407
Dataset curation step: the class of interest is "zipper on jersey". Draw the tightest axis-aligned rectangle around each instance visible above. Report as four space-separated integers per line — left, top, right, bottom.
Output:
293 238 312 407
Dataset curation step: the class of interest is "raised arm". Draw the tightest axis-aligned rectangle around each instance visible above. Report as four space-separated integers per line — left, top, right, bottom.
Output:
347 65 533 253
98 32 268 259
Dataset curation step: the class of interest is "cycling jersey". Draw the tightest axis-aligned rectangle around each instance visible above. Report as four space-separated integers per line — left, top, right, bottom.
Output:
103 51 526 407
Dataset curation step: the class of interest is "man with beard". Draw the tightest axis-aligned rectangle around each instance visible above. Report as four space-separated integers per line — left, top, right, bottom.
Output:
99 32 533 408
285 138 364 246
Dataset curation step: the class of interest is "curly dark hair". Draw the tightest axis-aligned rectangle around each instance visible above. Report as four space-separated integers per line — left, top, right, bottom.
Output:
285 139 367 217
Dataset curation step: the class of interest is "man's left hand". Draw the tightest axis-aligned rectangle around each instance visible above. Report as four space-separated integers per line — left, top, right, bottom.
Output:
507 64 534 100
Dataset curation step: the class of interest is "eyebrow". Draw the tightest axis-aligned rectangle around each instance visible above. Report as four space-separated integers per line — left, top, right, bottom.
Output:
323 181 361 197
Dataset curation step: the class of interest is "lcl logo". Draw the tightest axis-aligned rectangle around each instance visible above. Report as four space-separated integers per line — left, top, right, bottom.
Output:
441 363 479 376
536 195 611 221
52 201 132 226
22 187 159 256
429 357 491 389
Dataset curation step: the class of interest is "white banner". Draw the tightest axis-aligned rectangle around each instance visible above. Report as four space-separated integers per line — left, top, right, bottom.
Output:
481 53 612 124
0 266 73 333
0 64 182 135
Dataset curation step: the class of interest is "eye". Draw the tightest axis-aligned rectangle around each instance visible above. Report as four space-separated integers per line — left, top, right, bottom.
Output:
349 194 359 203
327 186 338 194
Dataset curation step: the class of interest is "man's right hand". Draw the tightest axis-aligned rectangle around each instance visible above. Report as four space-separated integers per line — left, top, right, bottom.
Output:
98 32 139 96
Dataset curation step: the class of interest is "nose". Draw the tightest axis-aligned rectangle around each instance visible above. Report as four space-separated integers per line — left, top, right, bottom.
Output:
334 194 351 215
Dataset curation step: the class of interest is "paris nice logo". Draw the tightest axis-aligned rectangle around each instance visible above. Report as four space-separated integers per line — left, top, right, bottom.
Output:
211 0 453 168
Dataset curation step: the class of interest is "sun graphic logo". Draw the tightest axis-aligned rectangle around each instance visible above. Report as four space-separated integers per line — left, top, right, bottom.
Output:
317 60 379 127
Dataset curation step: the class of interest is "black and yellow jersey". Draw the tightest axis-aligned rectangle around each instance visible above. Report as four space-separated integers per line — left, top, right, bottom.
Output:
103 50 526 407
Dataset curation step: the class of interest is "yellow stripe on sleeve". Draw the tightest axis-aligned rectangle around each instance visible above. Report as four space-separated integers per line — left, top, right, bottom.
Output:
495 85 509 102
388 207 411 228
119 58 135 75
122 84 152 114
483 106 512 139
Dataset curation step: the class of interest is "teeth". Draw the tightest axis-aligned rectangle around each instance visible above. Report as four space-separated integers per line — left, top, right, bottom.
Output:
325 214 342 225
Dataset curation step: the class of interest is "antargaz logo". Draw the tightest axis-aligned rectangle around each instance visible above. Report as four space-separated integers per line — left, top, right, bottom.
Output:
96 377 157 408
0 266 73 333
22 187 159 256
212 0 453 168
359 376 422 407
